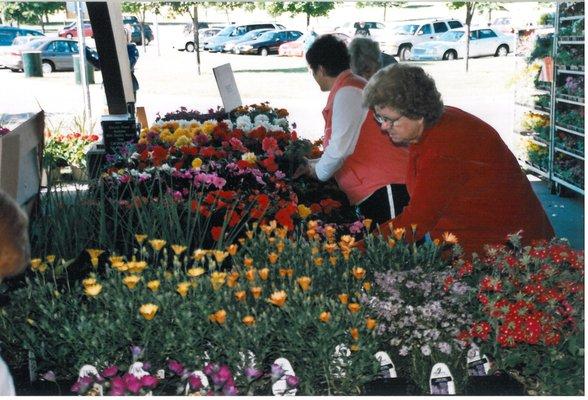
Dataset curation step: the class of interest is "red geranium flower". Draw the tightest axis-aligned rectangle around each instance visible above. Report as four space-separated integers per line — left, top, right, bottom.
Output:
211 226 223 242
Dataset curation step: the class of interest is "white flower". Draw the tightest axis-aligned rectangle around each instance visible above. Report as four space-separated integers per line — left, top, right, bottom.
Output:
420 344 431 356
253 114 270 125
273 118 289 129
236 115 252 131
390 338 402 347
399 346 410 356
221 119 234 130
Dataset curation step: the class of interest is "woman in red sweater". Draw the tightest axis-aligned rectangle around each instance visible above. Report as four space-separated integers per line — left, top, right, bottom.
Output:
361 64 555 255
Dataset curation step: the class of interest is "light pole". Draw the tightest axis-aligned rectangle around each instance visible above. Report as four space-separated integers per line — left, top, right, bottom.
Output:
76 0 92 130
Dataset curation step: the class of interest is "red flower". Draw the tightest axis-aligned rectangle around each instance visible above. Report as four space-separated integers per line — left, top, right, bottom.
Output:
310 203 322 214
319 198 342 214
151 146 168 166
477 292 489 305
275 203 297 231
480 276 502 292
180 146 198 156
237 160 254 169
199 146 217 158
543 331 561 346
457 261 474 277
261 157 279 172
211 226 223 242
470 321 492 341
443 276 454 292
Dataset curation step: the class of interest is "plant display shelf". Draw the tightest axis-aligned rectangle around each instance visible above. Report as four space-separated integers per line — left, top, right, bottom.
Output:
514 101 551 114
521 160 550 178
554 145 585 160
555 124 585 137
558 38 585 44
534 82 552 92
556 66 585 74
553 174 585 195
556 94 585 104
560 15 585 22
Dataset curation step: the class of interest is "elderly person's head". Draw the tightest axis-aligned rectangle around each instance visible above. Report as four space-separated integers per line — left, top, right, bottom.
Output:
363 64 444 146
0 190 30 280
306 34 349 91
348 37 382 80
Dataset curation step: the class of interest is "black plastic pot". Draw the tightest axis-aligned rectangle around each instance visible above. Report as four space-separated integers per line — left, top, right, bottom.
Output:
363 377 422 395
465 373 525 395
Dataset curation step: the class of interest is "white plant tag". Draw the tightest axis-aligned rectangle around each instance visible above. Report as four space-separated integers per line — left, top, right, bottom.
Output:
184 370 209 395
271 357 297 396
466 345 490 377
429 362 455 395
375 351 397 379
332 344 351 379
78 365 104 396
156 369 165 380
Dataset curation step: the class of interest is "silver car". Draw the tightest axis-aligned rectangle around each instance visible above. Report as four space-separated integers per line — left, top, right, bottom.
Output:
6 37 92 74
410 27 514 61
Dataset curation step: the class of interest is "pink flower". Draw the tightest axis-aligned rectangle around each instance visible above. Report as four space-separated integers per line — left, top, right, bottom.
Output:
223 383 238 395
124 375 141 394
212 364 232 386
229 137 248 152
140 375 158 389
101 365 118 378
262 137 280 156
286 375 300 388
188 374 203 390
349 220 364 234
167 359 185 375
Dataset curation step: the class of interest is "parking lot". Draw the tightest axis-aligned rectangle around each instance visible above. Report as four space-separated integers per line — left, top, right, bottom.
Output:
1 24 518 149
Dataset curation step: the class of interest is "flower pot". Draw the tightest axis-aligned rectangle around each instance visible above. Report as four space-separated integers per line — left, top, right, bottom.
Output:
465 373 525 395
363 378 422 395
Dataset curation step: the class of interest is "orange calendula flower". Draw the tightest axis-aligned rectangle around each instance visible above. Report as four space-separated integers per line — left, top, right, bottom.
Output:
235 290 246 301
127 260 148 273
250 286 262 299
348 303 361 313
213 250 229 264
123 275 140 289
210 309 227 324
268 252 279 264
338 294 349 304
442 232 459 244
329 256 338 266
366 318 377 330
139 303 158 320
363 282 372 291
352 267 366 280
177 282 191 297
84 284 102 297
243 257 254 268
45 255 56 264
149 239 167 252
245 269 257 281
279 268 293 278
324 243 338 254
258 268 270 280
171 244 187 255
324 226 336 239
192 249 207 261
319 311 331 323
297 276 312 291
147 280 160 291
227 244 238 256
226 271 240 287
30 258 42 270
363 218 373 231
135 234 148 244
187 267 205 278
393 228 406 240
275 228 288 239
314 257 323 267
268 290 287 307
242 315 256 326
210 271 227 290
350 327 359 340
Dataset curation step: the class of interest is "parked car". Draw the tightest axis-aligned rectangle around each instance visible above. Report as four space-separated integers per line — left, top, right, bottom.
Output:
490 17 514 34
225 28 273 53
0 29 44 67
0 26 44 46
123 15 140 26
127 23 154 45
235 30 303 56
58 21 93 38
376 18 464 60
204 23 285 52
178 27 222 52
410 27 514 61
5 37 95 74
335 21 385 37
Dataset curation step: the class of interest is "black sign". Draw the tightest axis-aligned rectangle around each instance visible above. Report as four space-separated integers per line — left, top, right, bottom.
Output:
102 115 137 155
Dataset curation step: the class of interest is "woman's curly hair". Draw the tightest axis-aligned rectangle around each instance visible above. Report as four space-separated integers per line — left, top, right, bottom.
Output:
363 64 444 128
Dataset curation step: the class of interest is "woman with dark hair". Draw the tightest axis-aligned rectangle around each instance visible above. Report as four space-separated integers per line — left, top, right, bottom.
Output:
361 64 554 255
295 34 409 225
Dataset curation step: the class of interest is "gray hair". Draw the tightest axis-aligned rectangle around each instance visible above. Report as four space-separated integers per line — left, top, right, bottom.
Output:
363 64 444 128
348 37 382 80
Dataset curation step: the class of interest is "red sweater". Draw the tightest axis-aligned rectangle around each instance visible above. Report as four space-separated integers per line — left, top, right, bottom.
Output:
379 107 554 255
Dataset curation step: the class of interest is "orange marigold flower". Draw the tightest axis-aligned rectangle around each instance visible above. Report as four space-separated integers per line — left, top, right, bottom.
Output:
319 311 331 323
350 327 359 340
442 232 459 244
352 267 366 280
363 219 373 231
297 276 312 291
279 268 293 277
210 309 227 325
245 269 257 281
242 315 256 326
235 290 246 301
227 244 238 256
258 268 270 280
250 286 262 299
177 282 190 297
268 290 287 307
338 294 349 304
268 252 279 264
393 228 405 240
243 257 254 268
363 282 372 291
314 257 323 266
348 303 361 313
366 318 377 330
226 271 240 288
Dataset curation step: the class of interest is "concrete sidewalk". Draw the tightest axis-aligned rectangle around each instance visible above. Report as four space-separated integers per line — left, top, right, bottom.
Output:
530 175 584 250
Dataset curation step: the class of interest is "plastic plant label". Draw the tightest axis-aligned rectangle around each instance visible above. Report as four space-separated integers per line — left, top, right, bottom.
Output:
271 358 297 396
466 345 490 377
332 344 351 379
429 363 455 395
375 351 397 379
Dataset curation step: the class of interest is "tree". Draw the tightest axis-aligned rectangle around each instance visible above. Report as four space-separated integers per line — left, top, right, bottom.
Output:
448 2 504 71
167 2 206 75
266 2 336 27
355 1 406 22
2 2 65 32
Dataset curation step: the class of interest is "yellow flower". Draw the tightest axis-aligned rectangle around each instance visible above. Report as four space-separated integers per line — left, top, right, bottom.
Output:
214 250 229 264
190 157 203 169
250 286 262 299
350 344 360 352
297 204 312 219
313 257 323 267
123 275 141 289
311 247 319 255
366 318 377 330
258 268 269 281
324 225 336 239
30 258 42 270
268 252 279 264
393 228 406 240
139 303 159 320
149 239 167 252
86 249 104 260
241 152 257 163
82 277 97 288
235 290 246 301
147 280 160 291
279 268 293 278
388 238 396 248
171 245 187 255
227 244 238 256
210 271 227 290
275 227 288 239
350 327 359 340
319 311 331 323
226 271 239 287
352 267 366 280
112 261 128 272
109 255 124 264
46 255 56 264
187 267 205 278
329 256 338 266
135 234 148 244
338 294 349 304
245 269 257 281
242 315 256 326
177 282 191 297
243 257 254 268
268 290 287 307
348 303 361 313
84 284 102 297
192 248 208 261
90 257 99 268
363 282 372 292
127 260 148 273
297 276 312 292
36 263 48 273
442 232 459 244
363 218 373 230
209 309 227 325
433 238 441 246
324 243 338 254
175 135 192 148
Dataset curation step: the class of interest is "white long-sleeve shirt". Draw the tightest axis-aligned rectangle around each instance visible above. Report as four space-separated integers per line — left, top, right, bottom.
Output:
0 356 15 396
315 86 368 181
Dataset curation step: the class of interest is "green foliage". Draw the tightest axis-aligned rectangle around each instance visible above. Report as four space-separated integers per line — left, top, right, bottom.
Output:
2 2 64 26
528 34 553 62
266 2 336 26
